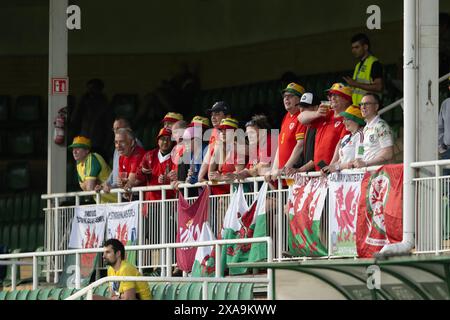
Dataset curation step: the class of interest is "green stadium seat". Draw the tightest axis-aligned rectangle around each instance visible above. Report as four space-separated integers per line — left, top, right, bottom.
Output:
227 283 242 300
27 223 37 252
6 162 31 191
188 283 202 300
93 283 109 297
112 94 137 120
5 196 14 223
21 194 31 222
0 290 7 300
50 287 64 300
6 290 20 300
2 225 10 247
36 223 45 249
9 224 19 250
37 287 53 300
239 283 254 300
214 282 229 300
17 289 30 300
13 194 22 223
27 288 41 300
0 95 10 122
176 283 192 300
14 96 42 122
9 130 34 156
0 198 6 223
207 282 217 300
60 288 77 300
152 283 167 300
164 283 179 300
19 224 29 252
30 193 40 221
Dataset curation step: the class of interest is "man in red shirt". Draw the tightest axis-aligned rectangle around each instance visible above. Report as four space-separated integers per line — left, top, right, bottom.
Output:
115 128 146 191
135 128 176 204
267 82 306 181
298 83 353 171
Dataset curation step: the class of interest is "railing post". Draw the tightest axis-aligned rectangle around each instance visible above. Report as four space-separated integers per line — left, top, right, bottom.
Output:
277 177 283 260
138 190 144 274
215 244 222 278
11 262 17 290
267 238 274 300
33 255 38 290
202 281 208 300
161 189 166 277
54 197 60 284
86 288 93 300
166 247 172 277
75 252 81 290
435 164 441 254
45 199 52 283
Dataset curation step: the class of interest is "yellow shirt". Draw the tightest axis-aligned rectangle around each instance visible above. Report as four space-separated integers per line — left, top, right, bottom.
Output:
107 261 152 300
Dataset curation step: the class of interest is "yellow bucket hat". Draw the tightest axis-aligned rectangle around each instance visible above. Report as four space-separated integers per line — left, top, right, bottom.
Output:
326 83 353 102
340 105 366 126
68 136 91 149
218 117 239 130
189 116 210 128
161 112 184 123
281 82 305 97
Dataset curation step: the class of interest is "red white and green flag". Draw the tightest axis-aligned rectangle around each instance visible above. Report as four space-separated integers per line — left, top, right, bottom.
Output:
287 177 328 257
191 222 216 277
221 183 268 275
356 164 403 258
176 186 210 272
328 172 364 256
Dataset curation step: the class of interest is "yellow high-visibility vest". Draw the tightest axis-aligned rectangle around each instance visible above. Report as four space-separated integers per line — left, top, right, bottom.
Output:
352 55 379 105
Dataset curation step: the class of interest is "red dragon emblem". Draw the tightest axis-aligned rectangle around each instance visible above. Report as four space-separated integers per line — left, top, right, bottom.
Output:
334 185 359 242
226 202 257 257
114 224 129 246
80 226 100 277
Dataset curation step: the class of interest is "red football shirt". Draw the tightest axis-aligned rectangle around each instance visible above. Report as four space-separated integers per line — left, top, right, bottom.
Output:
311 110 349 171
118 145 146 176
137 148 176 201
278 111 305 169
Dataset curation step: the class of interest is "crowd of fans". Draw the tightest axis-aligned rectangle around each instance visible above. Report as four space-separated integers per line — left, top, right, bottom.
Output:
69 33 396 201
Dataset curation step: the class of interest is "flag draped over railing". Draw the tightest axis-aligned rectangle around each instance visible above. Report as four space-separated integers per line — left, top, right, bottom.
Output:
176 186 210 272
287 177 328 257
356 164 403 258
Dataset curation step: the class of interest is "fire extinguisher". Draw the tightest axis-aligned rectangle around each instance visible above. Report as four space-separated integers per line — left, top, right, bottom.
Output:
54 107 67 145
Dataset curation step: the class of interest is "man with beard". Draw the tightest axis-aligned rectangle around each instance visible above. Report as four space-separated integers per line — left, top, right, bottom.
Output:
99 238 151 300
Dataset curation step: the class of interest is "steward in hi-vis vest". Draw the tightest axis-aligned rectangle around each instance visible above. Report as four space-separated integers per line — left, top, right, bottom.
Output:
343 33 384 106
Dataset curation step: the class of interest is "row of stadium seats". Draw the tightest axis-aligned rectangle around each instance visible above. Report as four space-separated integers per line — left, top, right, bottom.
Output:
0 162 46 192
0 95 45 124
0 128 47 158
0 193 45 223
0 282 255 300
0 222 45 253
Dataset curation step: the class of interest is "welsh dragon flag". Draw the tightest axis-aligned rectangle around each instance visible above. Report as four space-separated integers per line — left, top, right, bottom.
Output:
176 186 210 272
191 222 216 277
221 183 268 275
287 176 328 257
356 164 403 258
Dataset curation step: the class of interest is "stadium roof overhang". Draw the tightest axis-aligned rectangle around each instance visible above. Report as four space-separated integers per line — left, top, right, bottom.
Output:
231 255 450 300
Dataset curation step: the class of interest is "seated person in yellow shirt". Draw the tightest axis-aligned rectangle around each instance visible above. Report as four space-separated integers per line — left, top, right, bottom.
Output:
100 238 151 300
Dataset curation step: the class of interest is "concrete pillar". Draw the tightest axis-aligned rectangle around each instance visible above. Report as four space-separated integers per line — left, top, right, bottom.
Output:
47 0 68 194
417 0 439 162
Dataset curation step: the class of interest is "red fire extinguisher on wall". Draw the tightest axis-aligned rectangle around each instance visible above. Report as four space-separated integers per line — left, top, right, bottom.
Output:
54 107 67 145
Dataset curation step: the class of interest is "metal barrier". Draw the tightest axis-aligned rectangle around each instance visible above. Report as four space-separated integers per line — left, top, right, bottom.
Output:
411 159 450 254
0 237 273 295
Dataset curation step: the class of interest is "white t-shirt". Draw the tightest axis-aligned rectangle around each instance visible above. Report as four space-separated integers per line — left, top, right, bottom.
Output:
338 129 364 164
362 116 394 162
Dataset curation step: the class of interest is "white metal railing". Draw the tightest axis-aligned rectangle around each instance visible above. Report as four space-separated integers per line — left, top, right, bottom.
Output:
66 276 270 301
411 159 450 254
0 237 273 295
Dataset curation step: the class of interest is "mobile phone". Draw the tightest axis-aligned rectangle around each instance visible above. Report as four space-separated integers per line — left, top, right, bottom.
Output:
317 160 328 169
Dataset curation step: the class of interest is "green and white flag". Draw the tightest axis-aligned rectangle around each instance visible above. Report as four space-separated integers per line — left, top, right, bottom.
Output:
191 222 216 277
221 183 268 275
